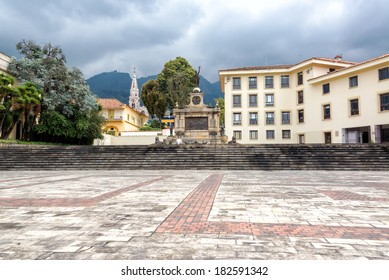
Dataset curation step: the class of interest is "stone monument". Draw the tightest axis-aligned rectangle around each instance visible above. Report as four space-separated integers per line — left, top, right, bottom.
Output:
173 87 226 145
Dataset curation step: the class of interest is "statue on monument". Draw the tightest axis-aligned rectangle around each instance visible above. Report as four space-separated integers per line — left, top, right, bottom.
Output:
195 66 201 87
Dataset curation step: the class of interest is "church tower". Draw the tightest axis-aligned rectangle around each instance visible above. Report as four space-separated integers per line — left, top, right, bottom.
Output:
128 68 149 116
129 68 140 111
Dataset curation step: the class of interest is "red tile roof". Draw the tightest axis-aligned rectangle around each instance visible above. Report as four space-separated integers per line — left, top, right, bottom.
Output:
220 64 293 71
220 65 293 72
219 57 357 73
97 98 125 109
307 57 356 65
333 53 389 71
309 53 389 80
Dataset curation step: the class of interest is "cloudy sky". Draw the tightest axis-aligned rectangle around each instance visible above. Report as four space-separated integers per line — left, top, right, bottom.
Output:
1 0 388 82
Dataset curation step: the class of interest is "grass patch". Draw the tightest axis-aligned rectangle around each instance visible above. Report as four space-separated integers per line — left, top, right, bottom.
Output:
0 139 66 146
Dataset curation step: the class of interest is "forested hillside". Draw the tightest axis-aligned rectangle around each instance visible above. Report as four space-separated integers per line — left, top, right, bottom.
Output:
87 71 222 105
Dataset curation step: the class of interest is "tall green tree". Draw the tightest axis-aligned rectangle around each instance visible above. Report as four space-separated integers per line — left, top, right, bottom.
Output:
141 80 166 120
0 74 16 119
0 74 18 138
157 57 196 109
13 82 42 141
0 74 42 139
214 97 225 127
8 40 104 144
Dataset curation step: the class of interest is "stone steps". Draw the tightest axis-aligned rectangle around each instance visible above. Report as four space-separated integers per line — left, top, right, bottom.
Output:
0 144 388 170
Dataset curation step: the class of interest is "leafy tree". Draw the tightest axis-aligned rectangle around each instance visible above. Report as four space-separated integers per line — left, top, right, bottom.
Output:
156 57 196 109
141 80 162 117
214 97 225 127
13 82 42 140
8 40 104 144
141 79 167 129
0 74 42 139
0 74 17 136
154 95 167 121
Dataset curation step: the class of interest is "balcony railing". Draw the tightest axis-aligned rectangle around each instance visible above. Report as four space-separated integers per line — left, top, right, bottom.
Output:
106 116 123 120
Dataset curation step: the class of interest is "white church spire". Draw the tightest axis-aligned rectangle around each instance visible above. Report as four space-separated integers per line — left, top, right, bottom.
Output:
129 67 149 116
129 67 140 110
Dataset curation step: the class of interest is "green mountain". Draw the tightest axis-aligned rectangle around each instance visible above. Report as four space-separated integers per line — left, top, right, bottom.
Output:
86 71 223 106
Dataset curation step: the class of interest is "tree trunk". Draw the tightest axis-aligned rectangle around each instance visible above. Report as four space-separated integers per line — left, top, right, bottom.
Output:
1 123 16 139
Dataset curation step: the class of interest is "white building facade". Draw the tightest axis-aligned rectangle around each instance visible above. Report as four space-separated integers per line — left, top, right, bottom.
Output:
219 54 389 144
0 51 11 74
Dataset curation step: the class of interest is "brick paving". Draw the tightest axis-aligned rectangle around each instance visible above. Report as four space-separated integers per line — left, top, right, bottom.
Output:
157 174 389 240
0 170 388 260
0 177 164 207
320 190 389 202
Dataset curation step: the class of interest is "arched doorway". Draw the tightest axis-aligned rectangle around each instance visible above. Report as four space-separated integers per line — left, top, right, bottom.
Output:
105 126 118 136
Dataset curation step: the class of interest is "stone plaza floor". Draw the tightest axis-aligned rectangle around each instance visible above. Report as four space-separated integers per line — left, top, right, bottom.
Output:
0 170 388 260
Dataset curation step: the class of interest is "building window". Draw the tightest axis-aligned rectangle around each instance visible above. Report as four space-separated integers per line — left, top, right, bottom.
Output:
108 109 114 119
233 113 242 125
265 76 274 88
266 112 274 125
249 130 258 140
297 72 303 85
233 130 242 140
266 130 275 139
350 99 359 115
249 94 257 107
249 112 258 125
324 132 332 144
379 67 389 81
233 77 241 90
282 130 291 139
298 109 304 123
281 111 290 124
233 95 241 107
127 114 130 121
323 83 330 94
349 76 358 88
297 90 304 104
323 104 331 119
265 94 274 107
281 75 289 88
249 77 257 89
380 93 389 111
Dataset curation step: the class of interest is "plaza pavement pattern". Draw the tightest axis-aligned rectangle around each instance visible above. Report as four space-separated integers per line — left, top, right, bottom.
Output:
0 170 388 260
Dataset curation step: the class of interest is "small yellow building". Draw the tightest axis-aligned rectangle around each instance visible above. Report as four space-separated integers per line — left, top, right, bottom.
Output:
98 98 148 136
161 115 175 128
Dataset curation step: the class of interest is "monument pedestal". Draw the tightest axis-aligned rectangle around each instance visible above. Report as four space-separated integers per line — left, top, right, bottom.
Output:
173 87 223 145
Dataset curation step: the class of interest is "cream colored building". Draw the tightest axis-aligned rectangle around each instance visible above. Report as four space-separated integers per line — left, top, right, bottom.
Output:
0 51 11 75
219 54 389 144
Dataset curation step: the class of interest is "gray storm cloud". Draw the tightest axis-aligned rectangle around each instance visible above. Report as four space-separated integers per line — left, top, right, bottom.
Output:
1 0 388 82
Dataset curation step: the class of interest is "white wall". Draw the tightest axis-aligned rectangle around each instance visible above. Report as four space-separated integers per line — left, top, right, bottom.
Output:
94 133 167 145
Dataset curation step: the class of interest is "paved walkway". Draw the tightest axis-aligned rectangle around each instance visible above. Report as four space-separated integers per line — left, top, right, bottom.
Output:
0 170 388 260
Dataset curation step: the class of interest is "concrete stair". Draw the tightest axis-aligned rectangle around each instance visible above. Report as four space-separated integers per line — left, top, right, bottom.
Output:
0 144 388 170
